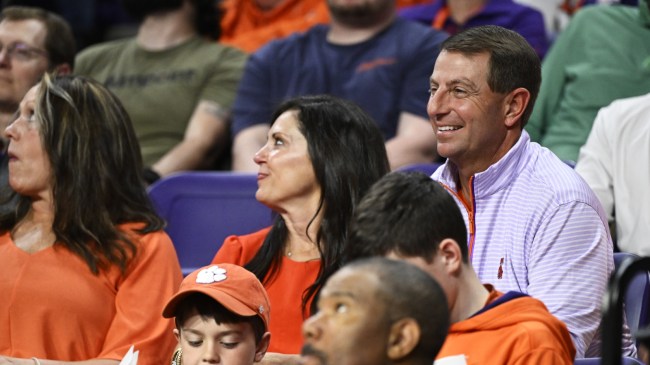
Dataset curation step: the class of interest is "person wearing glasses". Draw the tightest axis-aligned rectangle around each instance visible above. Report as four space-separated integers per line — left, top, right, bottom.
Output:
0 6 75 136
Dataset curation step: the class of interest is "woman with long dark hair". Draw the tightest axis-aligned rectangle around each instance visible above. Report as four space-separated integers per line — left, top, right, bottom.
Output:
212 94 390 360
0 75 182 364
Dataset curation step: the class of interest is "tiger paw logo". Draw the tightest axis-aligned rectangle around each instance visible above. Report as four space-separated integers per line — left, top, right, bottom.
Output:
497 257 504 279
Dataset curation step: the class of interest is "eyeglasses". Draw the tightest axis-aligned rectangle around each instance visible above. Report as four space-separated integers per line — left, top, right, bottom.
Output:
0 42 48 62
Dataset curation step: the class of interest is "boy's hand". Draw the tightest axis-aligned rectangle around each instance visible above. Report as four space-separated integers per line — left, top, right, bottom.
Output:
259 352 302 365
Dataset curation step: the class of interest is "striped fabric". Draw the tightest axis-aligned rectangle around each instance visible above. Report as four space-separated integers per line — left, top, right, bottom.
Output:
432 131 635 358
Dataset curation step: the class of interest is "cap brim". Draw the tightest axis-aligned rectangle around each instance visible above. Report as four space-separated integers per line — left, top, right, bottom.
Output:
162 287 258 319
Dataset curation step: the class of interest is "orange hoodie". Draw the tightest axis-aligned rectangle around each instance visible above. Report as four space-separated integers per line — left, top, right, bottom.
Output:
435 285 576 365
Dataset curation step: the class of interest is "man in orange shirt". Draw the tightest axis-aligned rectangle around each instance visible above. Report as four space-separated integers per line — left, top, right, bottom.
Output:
345 172 576 364
220 0 434 53
219 0 328 53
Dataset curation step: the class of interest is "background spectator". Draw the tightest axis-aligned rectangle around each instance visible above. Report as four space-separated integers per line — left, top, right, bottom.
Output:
75 0 247 182
219 0 329 53
0 5 74 138
575 93 650 257
399 0 549 58
525 0 650 163
230 0 447 171
1 0 137 51
219 0 439 54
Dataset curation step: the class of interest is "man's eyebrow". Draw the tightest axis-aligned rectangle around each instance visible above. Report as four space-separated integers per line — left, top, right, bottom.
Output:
323 290 358 301
429 77 477 87
330 290 356 298
447 78 477 87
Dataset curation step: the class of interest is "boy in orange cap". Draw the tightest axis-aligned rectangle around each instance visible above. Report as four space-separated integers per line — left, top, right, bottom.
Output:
163 264 271 365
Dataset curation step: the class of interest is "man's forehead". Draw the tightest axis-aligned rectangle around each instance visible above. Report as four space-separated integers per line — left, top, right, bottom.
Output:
323 267 380 298
431 51 489 83
434 50 490 68
0 18 47 45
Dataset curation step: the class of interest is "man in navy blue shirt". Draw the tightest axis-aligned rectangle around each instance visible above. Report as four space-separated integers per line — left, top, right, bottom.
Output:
230 0 448 172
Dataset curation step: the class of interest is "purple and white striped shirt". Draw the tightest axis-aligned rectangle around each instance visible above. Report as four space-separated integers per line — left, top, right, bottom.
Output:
432 131 635 358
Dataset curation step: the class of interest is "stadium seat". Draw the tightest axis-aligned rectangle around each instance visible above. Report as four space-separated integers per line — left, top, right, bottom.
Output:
614 252 650 335
602 254 650 364
148 172 274 276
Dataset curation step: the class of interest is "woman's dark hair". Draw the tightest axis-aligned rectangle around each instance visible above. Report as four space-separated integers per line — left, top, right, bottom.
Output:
174 293 266 344
0 74 164 274
245 94 390 315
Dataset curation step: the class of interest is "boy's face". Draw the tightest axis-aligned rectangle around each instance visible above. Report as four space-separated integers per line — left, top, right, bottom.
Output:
174 308 269 365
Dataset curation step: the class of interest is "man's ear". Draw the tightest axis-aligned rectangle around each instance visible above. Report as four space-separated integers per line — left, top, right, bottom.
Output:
438 238 463 276
254 332 271 362
503 87 530 128
51 63 72 76
386 318 421 361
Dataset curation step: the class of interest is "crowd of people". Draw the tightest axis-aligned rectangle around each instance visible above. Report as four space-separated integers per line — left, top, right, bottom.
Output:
0 0 649 364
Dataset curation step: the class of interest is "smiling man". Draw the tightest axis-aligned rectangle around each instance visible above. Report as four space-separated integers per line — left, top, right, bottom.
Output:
301 257 449 365
427 25 635 358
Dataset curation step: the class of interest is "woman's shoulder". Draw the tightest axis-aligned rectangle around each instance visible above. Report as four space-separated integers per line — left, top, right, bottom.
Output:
118 224 182 281
228 226 272 246
118 223 177 258
213 226 272 265
119 222 166 241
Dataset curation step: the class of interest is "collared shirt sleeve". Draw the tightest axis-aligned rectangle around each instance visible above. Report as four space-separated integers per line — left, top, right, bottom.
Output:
527 201 612 358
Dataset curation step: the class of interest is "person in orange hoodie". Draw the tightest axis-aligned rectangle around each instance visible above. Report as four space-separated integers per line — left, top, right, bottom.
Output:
345 171 576 365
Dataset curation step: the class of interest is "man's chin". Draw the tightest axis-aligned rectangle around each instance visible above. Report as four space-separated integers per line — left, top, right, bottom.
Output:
300 354 325 365
300 345 328 365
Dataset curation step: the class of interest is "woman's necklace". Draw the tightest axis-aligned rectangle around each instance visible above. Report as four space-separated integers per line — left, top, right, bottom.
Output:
285 244 319 260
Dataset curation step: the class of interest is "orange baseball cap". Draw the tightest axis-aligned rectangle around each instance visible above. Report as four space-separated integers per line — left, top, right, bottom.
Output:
162 264 270 330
